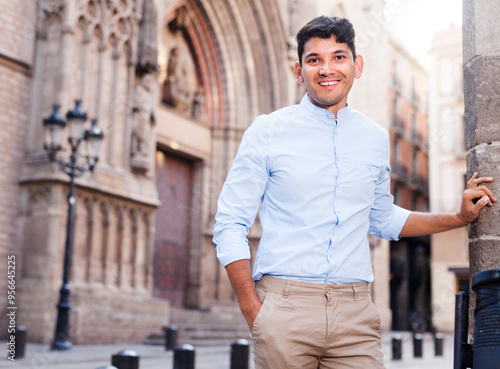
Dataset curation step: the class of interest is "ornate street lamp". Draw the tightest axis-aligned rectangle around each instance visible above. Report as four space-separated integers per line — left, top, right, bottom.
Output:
42 100 104 350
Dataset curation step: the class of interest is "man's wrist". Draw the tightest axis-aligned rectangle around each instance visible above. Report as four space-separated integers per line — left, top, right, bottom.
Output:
240 295 261 315
454 211 470 227
240 298 262 329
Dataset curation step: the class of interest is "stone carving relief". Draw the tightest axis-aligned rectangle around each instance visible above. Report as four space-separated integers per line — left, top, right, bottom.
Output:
131 0 158 173
160 7 206 121
68 194 153 291
136 0 158 75
75 0 134 51
131 74 155 172
38 0 65 32
71 0 155 174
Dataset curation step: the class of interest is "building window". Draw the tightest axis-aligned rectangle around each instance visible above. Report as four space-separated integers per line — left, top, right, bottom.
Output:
411 111 417 140
392 95 398 127
412 149 418 182
392 138 399 172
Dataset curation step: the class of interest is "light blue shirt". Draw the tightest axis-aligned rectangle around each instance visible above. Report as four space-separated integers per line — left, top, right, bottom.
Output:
213 94 411 284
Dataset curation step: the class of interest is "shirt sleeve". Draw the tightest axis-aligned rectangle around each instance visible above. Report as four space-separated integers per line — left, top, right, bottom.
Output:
368 164 411 241
213 117 270 267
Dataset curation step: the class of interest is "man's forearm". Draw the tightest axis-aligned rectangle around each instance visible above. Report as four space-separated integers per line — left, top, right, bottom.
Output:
400 174 496 238
225 259 261 330
399 212 467 237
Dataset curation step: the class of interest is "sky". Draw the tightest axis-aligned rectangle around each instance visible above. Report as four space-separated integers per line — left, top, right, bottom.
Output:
386 0 463 67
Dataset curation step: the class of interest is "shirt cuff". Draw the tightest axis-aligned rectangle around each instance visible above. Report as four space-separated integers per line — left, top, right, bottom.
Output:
215 245 251 267
214 233 251 267
383 205 412 241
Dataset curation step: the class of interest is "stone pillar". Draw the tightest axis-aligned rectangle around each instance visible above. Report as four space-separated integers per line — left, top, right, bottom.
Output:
463 0 500 333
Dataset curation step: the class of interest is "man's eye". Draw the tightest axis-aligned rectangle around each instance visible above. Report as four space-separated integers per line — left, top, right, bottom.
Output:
336 55 345 60
308 58 319 63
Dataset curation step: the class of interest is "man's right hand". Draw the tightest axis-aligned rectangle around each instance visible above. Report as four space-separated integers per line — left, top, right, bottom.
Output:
225 259 262 331
241 297 262 331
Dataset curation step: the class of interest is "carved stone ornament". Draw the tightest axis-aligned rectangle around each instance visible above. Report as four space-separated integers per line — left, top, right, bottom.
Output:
162 45 195 112
39 0 64 18
160 9 203 119
37 0 65 31
131 74 155 173
75 0 134 52
136 0 158 76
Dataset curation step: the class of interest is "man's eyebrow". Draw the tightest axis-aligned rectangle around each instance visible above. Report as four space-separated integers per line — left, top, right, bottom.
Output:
304 52 320 59
304 49 350 59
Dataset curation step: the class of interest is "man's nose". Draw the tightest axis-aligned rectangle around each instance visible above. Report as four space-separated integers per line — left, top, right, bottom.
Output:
320 61 334 75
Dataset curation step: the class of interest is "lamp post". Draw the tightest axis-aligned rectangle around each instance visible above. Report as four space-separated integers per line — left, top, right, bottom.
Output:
42 100 104 350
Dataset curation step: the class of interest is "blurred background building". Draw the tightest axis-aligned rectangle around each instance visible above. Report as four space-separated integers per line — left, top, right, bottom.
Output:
0 0 463 345
388 37 431 332
428 25 467 333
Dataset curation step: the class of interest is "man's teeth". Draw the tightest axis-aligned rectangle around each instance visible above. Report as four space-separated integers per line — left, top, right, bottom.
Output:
320 81 339 86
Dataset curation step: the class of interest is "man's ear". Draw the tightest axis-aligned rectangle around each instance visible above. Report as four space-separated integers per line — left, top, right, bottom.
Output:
294 61 304 84
354 55 364 79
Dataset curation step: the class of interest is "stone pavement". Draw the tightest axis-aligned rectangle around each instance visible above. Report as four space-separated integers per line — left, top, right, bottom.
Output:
1 331 454 369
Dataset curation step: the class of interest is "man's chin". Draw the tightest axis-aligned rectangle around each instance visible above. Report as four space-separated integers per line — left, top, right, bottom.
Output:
309 95 344 110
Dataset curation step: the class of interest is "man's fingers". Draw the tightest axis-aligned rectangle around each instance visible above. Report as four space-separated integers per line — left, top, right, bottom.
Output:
465 185 497 202
461 173 496 223
473 196 491 211
477 185 497 202
466 189 495 206
467 176 494 189
475 185 496 202
467 172 479 187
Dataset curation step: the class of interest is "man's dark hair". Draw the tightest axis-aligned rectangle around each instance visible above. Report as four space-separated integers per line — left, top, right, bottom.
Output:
296 16 356 65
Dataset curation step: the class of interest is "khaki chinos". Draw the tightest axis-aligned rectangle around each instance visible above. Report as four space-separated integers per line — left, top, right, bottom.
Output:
251 276 385 369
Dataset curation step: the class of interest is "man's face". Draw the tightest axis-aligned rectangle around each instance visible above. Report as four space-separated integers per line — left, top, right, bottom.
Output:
294 36 363 116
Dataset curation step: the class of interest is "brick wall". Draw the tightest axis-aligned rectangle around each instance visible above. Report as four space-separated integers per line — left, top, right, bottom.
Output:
0 0 34 338
0 1 35 62
0 63 32 339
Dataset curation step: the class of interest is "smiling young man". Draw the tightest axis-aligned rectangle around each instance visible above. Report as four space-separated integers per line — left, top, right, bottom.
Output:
213 16 496 369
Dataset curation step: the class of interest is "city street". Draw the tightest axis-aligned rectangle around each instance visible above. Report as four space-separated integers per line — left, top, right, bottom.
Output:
1 331 455 369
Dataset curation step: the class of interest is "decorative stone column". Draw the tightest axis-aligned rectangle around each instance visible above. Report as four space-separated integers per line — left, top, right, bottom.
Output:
463 0 500 333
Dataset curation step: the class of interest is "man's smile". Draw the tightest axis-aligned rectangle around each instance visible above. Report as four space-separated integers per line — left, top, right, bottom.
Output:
319 81 340 86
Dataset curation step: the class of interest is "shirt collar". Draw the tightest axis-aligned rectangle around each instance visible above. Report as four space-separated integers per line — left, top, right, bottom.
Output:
300 93 352 120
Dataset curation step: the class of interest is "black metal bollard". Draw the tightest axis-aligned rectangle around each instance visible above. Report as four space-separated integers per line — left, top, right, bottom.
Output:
164 325 178 351
453 291 472 369
472 268 500 369
230 338 250 369
413 333 423 358
111 350 139 369
173 344 195 369
391 335 402 360
434 333 443 356
14 325 27 358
